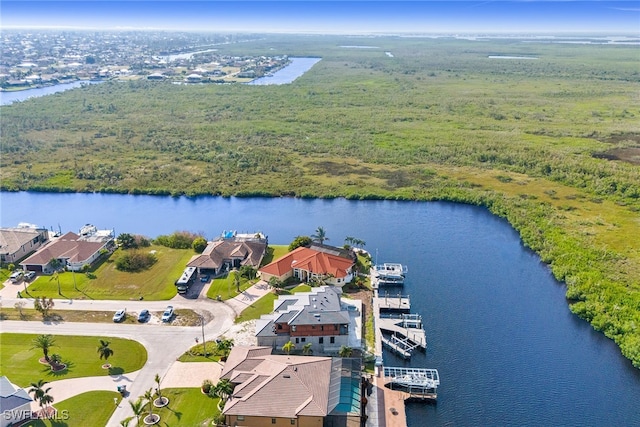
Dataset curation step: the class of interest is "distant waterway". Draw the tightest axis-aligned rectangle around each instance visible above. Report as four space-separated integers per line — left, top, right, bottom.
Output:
1 191 639 426
488 55 539 59
0 80 102 106
247 57 321 85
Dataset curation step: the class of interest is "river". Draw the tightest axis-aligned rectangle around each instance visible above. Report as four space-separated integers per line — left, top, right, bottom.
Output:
0 80 103 106
1 192 638 425
247 57 321 85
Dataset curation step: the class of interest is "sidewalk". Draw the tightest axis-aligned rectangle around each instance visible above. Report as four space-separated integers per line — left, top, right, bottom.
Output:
224 280 273 316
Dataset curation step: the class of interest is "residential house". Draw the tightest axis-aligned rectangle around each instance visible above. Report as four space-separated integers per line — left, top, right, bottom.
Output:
0 376 33 427
258 244 355 287
0 225 49 264
221 346 362 427
20 226 114 273
255 286 361 355
187 232 267 276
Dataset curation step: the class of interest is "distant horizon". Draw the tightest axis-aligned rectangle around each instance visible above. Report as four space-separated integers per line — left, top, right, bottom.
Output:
2 1 639 35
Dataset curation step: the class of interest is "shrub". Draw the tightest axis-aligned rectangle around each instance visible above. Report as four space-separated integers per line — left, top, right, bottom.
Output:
115 250 157 272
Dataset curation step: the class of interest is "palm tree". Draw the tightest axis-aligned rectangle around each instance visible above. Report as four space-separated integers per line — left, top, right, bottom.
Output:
282 340 295 355
143 388 155 420
119 417 133 427
32 334 56 362
29 379 53 414
233 269 241 293
311 226 329 244
338 345 353 358
128 398 145 425
302 343 313 355
154 373 168 406
216 338 234 360
213 379 234 401
97 340 114 361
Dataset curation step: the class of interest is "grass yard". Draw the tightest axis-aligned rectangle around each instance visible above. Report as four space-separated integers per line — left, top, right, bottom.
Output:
204 245 290 301
24 246 194 300
152 387 221 426
0 333 147 387
205 273 257 301
21 391 122 427
234 284 311 323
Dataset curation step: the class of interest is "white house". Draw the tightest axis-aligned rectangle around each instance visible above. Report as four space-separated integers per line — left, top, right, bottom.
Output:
0 376 33 427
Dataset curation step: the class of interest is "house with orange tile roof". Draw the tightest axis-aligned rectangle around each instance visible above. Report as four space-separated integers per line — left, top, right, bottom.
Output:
220 346 362 427
258 244 355 287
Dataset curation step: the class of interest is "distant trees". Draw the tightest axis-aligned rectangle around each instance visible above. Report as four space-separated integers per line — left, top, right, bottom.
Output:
117 233 151 249
155 231 201 249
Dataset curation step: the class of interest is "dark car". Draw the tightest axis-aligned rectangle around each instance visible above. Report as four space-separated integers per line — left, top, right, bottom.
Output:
137 309 150 322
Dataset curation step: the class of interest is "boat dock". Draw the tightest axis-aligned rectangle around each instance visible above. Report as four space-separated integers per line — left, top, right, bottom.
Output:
383 367 440 400
373 292 426 359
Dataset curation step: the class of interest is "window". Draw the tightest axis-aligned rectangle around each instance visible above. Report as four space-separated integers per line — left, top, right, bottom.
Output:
291 325 296 332
237 416 245 421
334 325 338 330
301 337 306 342
277 324 283 330
319 337 324 344
295 338 299 344
330 337 335 344
291 420 296 425
272 418 277 424
321 325 324 331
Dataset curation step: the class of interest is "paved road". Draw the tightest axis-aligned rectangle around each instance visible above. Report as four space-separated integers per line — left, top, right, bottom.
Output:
0 281 244 426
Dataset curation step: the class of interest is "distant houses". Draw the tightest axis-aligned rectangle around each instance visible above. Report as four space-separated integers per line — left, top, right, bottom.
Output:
20 225 114 273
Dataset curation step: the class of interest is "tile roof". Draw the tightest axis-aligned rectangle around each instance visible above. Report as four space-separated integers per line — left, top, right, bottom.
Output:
20 232 107 266
187 239 266 270
221 347 334 418
259 246 354 278
0 228 43 256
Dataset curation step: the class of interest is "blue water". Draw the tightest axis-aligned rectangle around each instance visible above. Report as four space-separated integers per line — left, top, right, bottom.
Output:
1 192 639 425
0 80 103 106
247 57 321 85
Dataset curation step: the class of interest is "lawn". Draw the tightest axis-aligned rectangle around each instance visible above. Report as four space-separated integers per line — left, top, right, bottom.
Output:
0 333 147 387
234 284 311 323
24 245 194 300
204 245 290 301
205 272 257 301
151 387 221 426
21 391 122 427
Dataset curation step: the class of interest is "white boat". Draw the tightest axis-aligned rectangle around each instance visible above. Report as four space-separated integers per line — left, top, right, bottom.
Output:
372 263 407 285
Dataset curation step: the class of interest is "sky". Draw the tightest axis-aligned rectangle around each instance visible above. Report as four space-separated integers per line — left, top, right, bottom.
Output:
1 1 639 35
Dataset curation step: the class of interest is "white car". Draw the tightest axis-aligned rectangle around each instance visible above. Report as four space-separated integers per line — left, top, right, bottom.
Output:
113 309 126 323
161 306 174 322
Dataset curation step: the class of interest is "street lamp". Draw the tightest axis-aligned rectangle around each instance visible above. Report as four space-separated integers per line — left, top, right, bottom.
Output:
200 314 207 357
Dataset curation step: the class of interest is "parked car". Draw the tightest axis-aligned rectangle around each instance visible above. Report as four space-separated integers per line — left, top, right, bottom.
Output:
24 271 36 281
137 309 150 322
200 275 210 283
9 271 23 283
161 305 174 322
113 308 126 323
